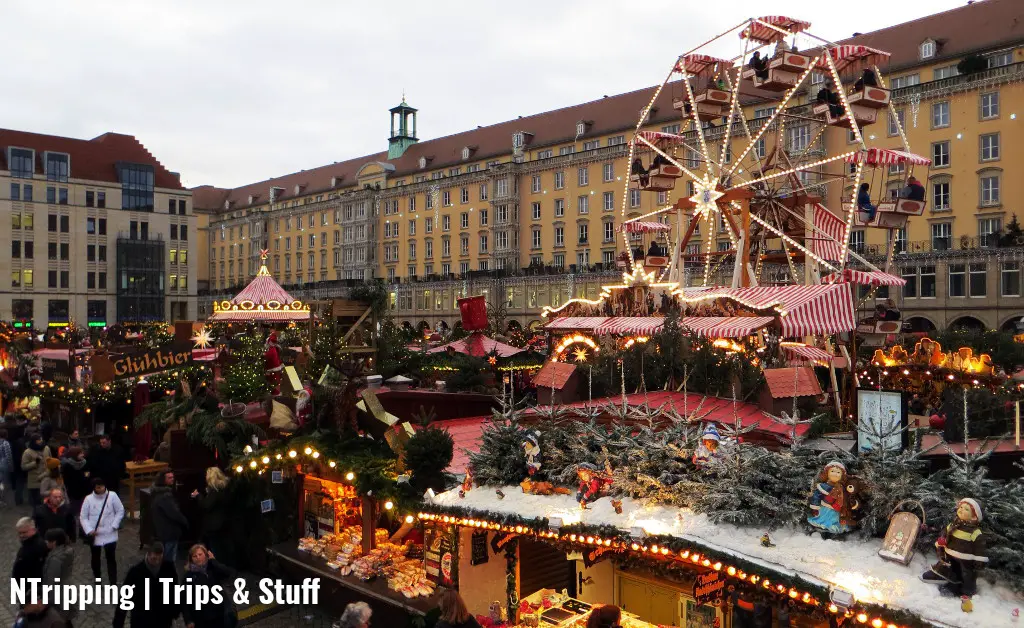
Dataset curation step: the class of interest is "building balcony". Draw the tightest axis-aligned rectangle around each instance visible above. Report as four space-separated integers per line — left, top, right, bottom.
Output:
892 61 1024 103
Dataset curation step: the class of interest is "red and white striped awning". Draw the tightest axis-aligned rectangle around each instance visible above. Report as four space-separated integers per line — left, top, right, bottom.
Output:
594 317 665 336
634 131 686 147
781 343 834 366
209 264 310 322
817 45 890 73
620 221 673 233
544 317 608 331
680 316 774 338
810 204 846 263
681 284 856 337
674 54 731 77
823 269 907 287
845 148 931 167
740 16 811 43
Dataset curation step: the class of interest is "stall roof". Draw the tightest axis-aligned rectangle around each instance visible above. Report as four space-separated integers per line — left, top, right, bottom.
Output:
823 269 907 287
545 316 774 339
425 332 523 358
430 417 490 475
680 284 856 337
763 367 822 399
533 362 576 391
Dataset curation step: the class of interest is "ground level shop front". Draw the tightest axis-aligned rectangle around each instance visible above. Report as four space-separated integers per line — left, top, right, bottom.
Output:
445 522 813 628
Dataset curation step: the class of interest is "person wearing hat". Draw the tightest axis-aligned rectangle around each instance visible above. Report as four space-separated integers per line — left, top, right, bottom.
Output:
264 331 284 394
921 498 988 597
899 176 925 202
692 424 722 465
522 432 542 476
807 461 862 535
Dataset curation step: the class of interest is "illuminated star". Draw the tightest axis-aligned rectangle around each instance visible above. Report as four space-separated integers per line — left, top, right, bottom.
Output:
192 326 215 350
488 356 498 366
572 347 589 363
688 173 724 220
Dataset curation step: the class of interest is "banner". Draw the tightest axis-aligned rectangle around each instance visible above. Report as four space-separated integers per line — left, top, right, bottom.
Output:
91 342 193 383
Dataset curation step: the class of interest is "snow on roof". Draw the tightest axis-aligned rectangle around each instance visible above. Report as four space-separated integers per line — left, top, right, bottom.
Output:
433 487 1020 627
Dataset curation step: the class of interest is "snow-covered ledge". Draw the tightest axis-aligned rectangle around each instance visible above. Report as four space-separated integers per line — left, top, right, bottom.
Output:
431 487 1020 628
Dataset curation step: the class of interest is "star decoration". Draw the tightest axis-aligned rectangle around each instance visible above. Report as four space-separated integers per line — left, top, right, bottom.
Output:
572 347 589 363
488 356 498 366
689 173 724 220
192 326 215 350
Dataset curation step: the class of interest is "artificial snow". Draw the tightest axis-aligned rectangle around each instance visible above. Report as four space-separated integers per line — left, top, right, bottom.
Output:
434 487 1023 627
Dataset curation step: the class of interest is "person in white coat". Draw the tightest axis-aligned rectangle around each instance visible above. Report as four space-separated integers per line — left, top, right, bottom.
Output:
79 477 124 584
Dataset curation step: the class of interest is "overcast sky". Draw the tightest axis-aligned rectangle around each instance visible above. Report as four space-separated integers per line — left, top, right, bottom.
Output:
1 0 966 189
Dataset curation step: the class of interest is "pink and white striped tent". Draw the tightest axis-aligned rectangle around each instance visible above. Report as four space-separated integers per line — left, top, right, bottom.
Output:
681 284 856 337
823 269 907 287
209 264 310 322
845 148 930 167
620 221 673 233
781 343 835 367
817 45 890 74
810 203 846 263
740 16 810 44
426 332 523 358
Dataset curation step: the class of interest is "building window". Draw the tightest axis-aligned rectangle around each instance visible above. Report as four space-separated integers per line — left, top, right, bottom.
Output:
978 217 1002 246
578 167 589 187
531 203 541 220
45 152 69 182
554 171 565 190
459 262 469 275
443 191 451 206
949 264 966 297
850 230 865 253
604 221 615 242
442 215 451 231
425 217 433 233
553 254 564 268
603 191 614 211
970 263 987 296
479 209 488 225
118 163 155 210
920 265 936 297
980 133 1000 161
787 126 809 152
479 234 488 253
97 191 106 208
931 101 950 128
932 181 951 210
602 163 614 182
460 212 469 229
536 149 553 159
629 189 641 208
931 222 952 250
46 186 56 204
531 175 541 193
578 195 589 214
460 236 469 255
933 65 958 80
1001 262 1021 297
902 268 917 298
980 174 1000 206
932 141 950 168
895 228 907 254
8 148 33 178
988 51 1013 68
887 109 905 137
981 92 1000 119
578 223 588 244
442 238 451 257
554 226 564 247
754 106 776 119
425 240 434 259
919 39 936 59
479 184 488 201
559 146 575 156
555 199 565 217
408 242 416 260
532 230 541 249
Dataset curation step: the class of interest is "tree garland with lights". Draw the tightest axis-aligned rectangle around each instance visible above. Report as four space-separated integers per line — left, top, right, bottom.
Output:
34 364 210 409
221 333 271 403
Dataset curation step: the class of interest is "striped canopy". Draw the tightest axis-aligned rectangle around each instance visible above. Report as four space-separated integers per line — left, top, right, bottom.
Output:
426 332 523 358
810 204 846 263
781 343 834 367
634 131 686 147
674 54 731 78
209 263 310 322
817 45 890 73
681 284 856 337
544 317 608 331
845 148 931 167
740 16 810 43
594 317 665 336
681 316 774 338
620 221 673 233
823 269 907 287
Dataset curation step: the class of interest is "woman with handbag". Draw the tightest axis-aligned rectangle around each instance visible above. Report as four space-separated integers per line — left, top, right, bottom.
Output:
78 477 124 584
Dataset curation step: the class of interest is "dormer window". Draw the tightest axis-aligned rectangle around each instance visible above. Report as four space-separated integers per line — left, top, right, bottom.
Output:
331 176 342 187
44 152 70 182
293 184 304 196
513 132 525 150
419 156 427 169
269 186 284 202
462 146 478 160
248 195 256 205
224 200 231 210
920 39 936 60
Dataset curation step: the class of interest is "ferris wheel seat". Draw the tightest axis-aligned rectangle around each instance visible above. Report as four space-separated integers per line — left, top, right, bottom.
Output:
893 198 926 216
856 209 908 229
644 256 670 269
816 103 878 128
769 52 813 73
630 173 676 192
694 89 730 105
847 87 891 109
750 68 800 92
648 164 683 178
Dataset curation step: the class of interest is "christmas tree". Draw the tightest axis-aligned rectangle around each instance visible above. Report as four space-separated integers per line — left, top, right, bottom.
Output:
221 334 271 403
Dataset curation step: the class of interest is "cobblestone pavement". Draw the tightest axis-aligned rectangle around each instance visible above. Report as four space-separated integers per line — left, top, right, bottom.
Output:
0 500 334 627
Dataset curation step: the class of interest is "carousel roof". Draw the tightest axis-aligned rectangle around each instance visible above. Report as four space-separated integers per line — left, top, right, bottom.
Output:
209 257 310 322
426 331 524 358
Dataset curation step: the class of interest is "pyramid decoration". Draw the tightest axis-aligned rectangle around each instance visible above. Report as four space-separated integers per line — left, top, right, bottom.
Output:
209 250 310 322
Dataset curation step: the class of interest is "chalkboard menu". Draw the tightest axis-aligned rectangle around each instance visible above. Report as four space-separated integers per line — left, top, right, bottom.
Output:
470 530 489 566
425 524 459 588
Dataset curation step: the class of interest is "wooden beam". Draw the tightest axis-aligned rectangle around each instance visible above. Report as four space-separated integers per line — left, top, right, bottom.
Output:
342 306 373 343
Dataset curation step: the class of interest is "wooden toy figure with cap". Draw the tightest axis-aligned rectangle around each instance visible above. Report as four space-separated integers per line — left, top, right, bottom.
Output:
692 423 722 465
921 497 988 599
264 331 284 394
522 431 542 476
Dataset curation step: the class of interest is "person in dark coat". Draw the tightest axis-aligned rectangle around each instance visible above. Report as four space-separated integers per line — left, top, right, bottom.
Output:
33 489 77 541
180 544 237 628
192 467 232 565
85 435 125 494
12 602 68 628
60 447 89 518
151 469 189 564
13 517 48 580
42 529 76 626
11 427 29 506
114 543 181 628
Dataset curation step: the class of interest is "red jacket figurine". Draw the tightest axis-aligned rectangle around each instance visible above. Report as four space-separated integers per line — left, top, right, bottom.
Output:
265 332 284 394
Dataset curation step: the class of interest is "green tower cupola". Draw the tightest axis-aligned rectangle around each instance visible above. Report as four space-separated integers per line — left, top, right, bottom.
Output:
388 98 418 159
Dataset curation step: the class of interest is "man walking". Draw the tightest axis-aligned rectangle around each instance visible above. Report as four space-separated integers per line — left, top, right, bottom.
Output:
79 477 124 584
13 517 48 580
85 435 125 495
151 469 189 563
113 542 181 628
33 488 77 541
0 428 13 506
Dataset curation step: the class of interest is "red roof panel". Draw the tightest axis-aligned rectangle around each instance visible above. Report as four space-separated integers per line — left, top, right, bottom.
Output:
763 367 822 399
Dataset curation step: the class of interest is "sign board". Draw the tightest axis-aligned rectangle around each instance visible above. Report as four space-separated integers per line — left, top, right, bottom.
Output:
271 470 283 484
878 511 922 565
260 499 275 513
91 342 193 384
40 358 73 384
857 389 907 453
425 523 459 588
283 365 303 395
470 530 489 566
692 571 725 606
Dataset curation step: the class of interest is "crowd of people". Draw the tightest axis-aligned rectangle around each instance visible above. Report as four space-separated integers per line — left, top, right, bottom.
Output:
6 419 239 628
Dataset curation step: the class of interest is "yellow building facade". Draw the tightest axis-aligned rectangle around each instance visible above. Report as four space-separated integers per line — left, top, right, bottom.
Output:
197 0 1024 330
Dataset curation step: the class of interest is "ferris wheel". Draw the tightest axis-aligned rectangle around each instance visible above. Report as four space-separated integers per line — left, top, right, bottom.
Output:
619 16 931 292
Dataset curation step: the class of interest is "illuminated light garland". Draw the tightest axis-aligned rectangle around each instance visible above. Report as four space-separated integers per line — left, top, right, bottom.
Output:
413 509 911 628
552 334 599 363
